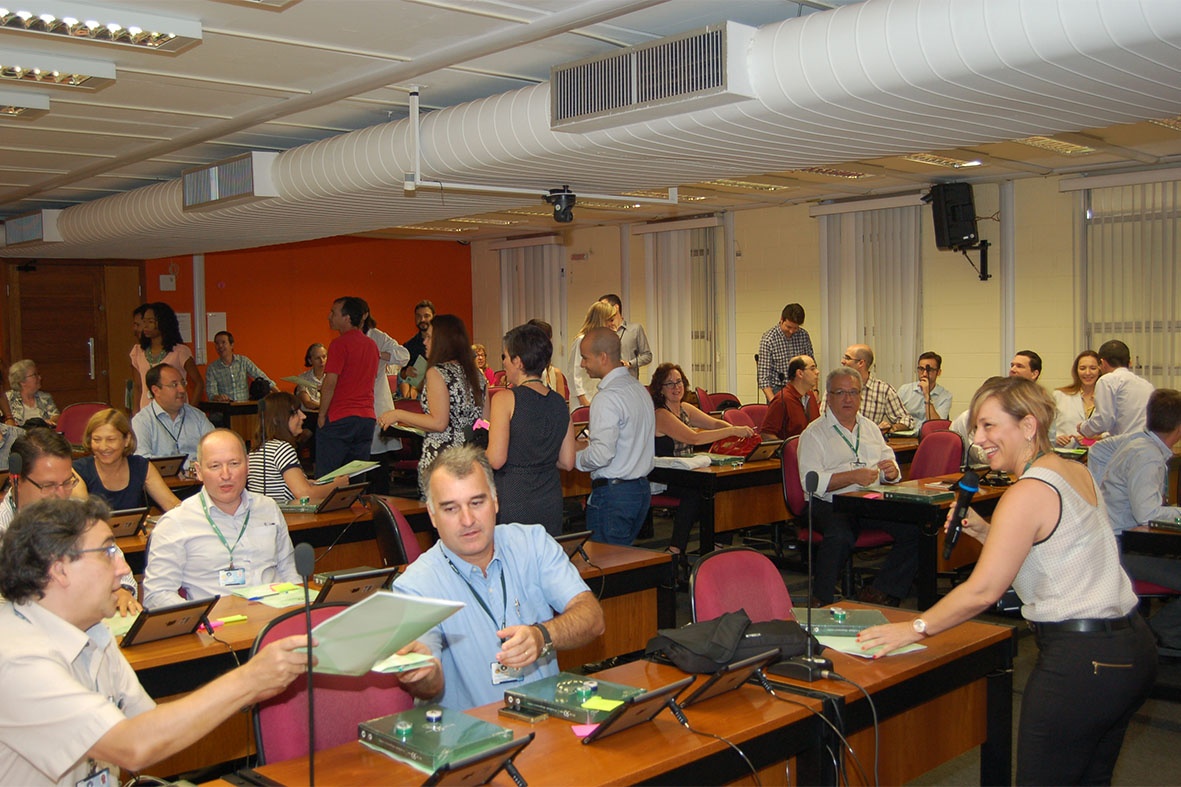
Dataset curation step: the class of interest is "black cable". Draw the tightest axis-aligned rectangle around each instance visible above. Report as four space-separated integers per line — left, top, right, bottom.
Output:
668 700 760 786
312 507 367 564
825 671 879 787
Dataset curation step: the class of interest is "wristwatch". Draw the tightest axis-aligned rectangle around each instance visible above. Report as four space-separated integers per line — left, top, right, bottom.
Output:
533 622 554 656
912 618 928 636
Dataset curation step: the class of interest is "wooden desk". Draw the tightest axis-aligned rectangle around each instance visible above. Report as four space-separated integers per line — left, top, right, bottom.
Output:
885 435 919 478
197 400 261 449
1120 523 1181 555
770 603 1016 786
250 659 826 786
649 459 787 552
834 473 1007 609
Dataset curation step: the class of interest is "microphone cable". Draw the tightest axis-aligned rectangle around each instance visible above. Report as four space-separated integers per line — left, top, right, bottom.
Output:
823 671 880 787
666 700 760 786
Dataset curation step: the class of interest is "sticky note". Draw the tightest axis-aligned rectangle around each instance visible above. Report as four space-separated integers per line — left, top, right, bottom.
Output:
270 583 299 592
863 493 884 500
571 723 599 738
217 614 248 624
581 696 623 712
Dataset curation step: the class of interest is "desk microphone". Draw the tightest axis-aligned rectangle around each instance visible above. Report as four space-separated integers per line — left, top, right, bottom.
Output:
943 470 980 560
294 542 317 787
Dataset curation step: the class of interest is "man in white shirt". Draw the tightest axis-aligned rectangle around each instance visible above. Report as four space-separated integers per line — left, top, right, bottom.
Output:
575 328 655 545
0 496 310 786
898 352 952 429
143 429 299 608
1080 339 1155 438
131 364 213 469
1009 350 1042 381
799 367 916 606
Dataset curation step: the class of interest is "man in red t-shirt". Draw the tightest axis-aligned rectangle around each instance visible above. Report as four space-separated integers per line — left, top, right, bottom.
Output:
316 296 379 474
759 355 820 441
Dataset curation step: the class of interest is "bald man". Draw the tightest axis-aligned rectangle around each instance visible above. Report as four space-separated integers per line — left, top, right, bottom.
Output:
833 344 914 432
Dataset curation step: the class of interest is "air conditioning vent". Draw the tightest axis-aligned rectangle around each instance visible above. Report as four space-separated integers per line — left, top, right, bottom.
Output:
182 151 279 211
551 22 755 133
1 209 62 246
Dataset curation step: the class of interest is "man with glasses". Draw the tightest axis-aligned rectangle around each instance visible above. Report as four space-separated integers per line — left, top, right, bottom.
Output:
798 368 919 606
132 363 213 470
760 355 821 441
0 497 311 786
1 428 141 616
899 352 952 429
833 344 915 433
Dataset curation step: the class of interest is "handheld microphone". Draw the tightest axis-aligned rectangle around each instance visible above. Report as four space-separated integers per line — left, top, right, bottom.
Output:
294 542 316 787
943 470 981 560
8 452 21 507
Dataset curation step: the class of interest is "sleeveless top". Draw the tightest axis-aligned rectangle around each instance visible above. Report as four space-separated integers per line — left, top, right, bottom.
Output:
247 439 303 502
1013 465 1137 622
654 407 694 458
418 361 486 499
74 454 149 510
494 385 570 533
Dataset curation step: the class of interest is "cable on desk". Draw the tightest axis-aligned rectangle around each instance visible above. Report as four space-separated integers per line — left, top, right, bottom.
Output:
825 671 879 787
667 700 760 786
312 507 367 565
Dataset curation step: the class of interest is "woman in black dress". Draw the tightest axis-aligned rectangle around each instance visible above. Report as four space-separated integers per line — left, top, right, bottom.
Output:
486 323 577 535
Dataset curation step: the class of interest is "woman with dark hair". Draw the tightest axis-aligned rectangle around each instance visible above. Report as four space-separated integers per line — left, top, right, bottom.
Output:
860 376 1156 784
649 362 754 566
74 408 181 511
378 314 487 500
526 319 568 399
486 323 577 533
1052 350 1101 448
295 343 327 412
248 391 347 502
130 302 203 412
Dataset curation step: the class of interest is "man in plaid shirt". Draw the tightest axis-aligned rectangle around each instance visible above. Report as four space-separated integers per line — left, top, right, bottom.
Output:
832 344 914 432
757 303 814 402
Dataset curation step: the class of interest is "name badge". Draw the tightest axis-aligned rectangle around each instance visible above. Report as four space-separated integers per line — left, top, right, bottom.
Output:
77 768 110 787
219 567 247 587
491 661 522 685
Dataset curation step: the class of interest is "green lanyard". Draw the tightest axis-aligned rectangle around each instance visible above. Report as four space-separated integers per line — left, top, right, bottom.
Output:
199 491 250 569
446 555 509 635
832 422 862 463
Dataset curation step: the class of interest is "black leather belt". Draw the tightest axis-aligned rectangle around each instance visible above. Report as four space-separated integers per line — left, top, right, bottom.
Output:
1027 613 1135 636
591 477 645 489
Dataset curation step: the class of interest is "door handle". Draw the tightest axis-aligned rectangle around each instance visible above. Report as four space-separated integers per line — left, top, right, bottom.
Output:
87 337 96 380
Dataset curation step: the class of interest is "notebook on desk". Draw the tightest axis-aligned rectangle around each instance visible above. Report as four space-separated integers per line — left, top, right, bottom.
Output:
277 482 367 514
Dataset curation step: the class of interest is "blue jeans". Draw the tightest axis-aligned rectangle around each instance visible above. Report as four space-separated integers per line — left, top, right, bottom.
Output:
315 415 375 476
586 479 650 545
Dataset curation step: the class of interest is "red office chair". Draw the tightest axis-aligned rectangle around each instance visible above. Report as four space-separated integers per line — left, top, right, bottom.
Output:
695 388 714 413
394 398 424 414
690 547 793 623
1133 579 1180 618
722 409 756 429
57 402 109 450
252 603 414 764
570 406 590 423
368 495 424 567
710 392 741 411
919 419 952 441
908 431 964 480
741 403 768 429
493 370 508 387
487 386 511 404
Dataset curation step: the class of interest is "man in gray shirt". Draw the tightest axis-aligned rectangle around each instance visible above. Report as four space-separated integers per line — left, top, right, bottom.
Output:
575 328 655 545
599 294 652 379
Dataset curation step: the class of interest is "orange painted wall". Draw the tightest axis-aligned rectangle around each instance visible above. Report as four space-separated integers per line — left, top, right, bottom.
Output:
145 236 473 383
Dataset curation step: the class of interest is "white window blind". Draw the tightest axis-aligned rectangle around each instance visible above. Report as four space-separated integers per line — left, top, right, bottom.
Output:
819 206 922 385
498 244 566 353
643 226 719 390
1084 182 1180 388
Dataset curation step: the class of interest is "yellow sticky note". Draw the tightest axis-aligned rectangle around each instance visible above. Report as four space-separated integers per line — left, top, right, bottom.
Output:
581 696 623 712
270 583 299 592
218 614 248 624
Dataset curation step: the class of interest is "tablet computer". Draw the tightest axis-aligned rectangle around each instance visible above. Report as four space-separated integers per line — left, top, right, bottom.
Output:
149 455 187 478
120 596 219 648
279 482 368 514
313 566 398 605
678 649 782 708
580 675 694 745
745 440 784 462
108 507 148 538
420 733 534 787
556 530 591 560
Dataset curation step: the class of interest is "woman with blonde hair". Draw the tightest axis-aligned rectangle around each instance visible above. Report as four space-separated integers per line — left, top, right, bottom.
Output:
74 408 181 511
567 301 615 409
1051 350 1101 448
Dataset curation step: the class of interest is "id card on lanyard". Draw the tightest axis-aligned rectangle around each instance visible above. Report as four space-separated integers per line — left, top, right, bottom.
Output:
446 556 523 685
200 491 250 586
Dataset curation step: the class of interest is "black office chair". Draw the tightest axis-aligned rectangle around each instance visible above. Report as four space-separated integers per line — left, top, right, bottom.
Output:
367 494 423 568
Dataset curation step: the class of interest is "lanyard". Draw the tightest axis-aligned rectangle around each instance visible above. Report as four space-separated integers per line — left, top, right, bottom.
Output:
832 422 861 462
446 556 509 633
155 404 186 452
200 491 250 569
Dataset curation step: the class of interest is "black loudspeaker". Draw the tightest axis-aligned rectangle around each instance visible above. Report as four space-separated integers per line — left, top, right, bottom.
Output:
930 182 979 251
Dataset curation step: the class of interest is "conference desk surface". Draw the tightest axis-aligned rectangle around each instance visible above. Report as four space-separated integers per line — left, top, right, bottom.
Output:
648 459 786 552
834 473 1008 609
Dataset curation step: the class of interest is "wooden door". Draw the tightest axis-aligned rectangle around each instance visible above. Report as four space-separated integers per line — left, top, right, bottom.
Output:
6 263 111 408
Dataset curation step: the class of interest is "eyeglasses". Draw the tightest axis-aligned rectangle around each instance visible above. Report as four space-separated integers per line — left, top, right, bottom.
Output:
827 389 861 398
75 544 120 561
662 380 685 388
917 366 939 374
24 475 80 493
155 382 184 390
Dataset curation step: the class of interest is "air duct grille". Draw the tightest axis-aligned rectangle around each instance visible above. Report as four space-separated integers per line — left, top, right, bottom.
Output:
182 151 279 211
551 22 754 133
2 210 62 246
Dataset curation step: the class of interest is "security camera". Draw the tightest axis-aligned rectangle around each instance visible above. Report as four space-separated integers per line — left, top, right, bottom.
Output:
544 186 576 223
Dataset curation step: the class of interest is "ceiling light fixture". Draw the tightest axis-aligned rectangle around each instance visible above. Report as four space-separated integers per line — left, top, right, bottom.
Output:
0 85 48 117
904 153 982 169
1149 116 1181 132
0 45 113 88
624 189 709 202
1015 136 1095 155
393 223 477 233
799 166 871 179
0 2 202 53
701 178 792 191
450 217 525 226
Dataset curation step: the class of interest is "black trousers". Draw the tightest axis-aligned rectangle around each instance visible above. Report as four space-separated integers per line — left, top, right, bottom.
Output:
807 498 920 602
1018 613 1157 785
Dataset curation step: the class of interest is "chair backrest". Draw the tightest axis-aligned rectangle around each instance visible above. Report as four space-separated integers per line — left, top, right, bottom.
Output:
740 403 768 428
57 402 108 447
780 437 806 517
570 406 590 423
695 388 713 412
493 370 507 386
908 430 964 479
252 603 413 764
690 547 793 623
919 419 952 441
722 409 755 429
487 386 510 404
710 392 741 411
368 495 424 567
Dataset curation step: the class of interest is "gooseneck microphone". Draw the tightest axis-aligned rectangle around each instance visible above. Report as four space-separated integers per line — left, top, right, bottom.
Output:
943 470 981 560
294 542 317 786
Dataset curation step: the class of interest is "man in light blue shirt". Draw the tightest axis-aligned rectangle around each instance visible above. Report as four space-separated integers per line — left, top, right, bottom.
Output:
1095 389 1181 650
575 327 656 545
394 445 604 710
131 364 213 469
1080 339 1155 438
898 352 952 429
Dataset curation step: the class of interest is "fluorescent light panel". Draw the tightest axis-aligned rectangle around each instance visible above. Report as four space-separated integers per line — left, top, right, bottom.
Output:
1149 116 1181 132
0 1 201 53
905 152 982 169
0 84 48 117
0 45 113 88
799 166 870 179
624 188 709 201
702 178 792 191
1015 136 1094 155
